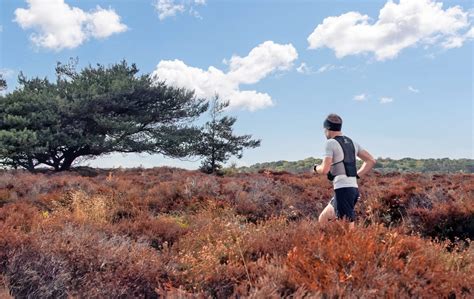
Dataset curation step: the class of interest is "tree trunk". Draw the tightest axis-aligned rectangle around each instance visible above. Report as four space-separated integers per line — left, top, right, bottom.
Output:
210 150 216 174
59 154 76 171
26 157 35 172
21 163 35 172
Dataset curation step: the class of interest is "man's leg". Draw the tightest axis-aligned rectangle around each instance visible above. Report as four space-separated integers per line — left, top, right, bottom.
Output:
348 221 355 230
318 198 336 224
334 188 358 230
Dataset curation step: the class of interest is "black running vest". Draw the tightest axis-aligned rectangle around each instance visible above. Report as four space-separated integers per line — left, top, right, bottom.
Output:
327 135 358 181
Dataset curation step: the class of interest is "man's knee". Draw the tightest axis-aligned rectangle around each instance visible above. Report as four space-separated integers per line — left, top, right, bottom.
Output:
319 203 335 223
318 211 326 222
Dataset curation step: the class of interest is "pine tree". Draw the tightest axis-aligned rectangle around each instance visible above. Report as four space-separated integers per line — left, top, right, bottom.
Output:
0 60 208 171
196 95 261 174
0 74 6 91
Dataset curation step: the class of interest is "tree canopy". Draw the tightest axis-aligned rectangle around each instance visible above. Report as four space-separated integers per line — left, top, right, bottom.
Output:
195 95 261 174
0 60 208 171
0 74 6 91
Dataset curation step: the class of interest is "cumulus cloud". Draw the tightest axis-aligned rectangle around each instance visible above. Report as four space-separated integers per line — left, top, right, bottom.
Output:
408 86 420 93
353 93 368 101
308 0 474 60
151 41 298 111
87 7 128 39
14 0 127 51
380 97 394 104
154 0 206 20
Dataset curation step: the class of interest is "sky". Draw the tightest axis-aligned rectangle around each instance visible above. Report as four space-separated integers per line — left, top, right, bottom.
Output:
0 0 473 169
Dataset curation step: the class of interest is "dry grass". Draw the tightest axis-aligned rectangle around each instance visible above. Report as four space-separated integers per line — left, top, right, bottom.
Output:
0 168 472 298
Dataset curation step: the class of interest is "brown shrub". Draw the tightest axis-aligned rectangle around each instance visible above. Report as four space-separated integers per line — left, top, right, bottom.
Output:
50 190 114 225
111 212 189 250
170 204 249 296
0 202 42 233
0 168 472 297
408 199 474 243
5 221 167 298
286 222 473 298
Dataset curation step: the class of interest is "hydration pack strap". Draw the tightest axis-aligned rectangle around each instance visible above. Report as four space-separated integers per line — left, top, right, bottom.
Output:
333 136 358 177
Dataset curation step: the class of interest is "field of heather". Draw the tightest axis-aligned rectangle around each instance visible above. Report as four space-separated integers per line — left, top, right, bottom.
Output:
0 168 473 298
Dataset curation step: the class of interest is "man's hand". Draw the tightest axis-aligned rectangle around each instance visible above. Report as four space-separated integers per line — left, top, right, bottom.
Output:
314 157 332 175
356 149 376 177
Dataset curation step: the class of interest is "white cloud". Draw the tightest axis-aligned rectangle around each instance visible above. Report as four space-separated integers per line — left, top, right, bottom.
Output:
308 0 473 60
317 64 334 73
154 0 185 20
297 62 345 75
87 7 128 39
151 41 298 111
226 41 297 84
316 64 345 73
189 7 203 20
296 62 312 74
408 86 420 93
14 0 127 51
380 97 394 104
154 0 206 20
466 27 474 38
353 93 367 101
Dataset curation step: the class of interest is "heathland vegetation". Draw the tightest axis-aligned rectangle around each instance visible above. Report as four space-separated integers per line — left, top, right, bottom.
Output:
0 168 472 297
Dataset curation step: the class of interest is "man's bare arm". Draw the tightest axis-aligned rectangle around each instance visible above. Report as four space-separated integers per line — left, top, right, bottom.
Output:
315 156 332 175
357 149 376 177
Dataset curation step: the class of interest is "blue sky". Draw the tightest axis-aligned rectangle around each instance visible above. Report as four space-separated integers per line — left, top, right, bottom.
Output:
1 0 473 169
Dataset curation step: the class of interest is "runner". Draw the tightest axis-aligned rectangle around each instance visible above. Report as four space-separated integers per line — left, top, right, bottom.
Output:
314 114 376 229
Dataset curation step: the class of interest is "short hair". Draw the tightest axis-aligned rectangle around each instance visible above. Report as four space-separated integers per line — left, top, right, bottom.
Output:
326 113 342 124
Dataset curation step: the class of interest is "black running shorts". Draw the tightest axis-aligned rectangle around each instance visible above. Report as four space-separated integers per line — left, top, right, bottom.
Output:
329 187 359 222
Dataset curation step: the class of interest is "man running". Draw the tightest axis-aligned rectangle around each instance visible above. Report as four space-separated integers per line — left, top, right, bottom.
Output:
314 114 376 228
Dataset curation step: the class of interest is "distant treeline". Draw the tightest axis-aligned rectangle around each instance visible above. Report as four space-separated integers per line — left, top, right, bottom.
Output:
235 157 474 174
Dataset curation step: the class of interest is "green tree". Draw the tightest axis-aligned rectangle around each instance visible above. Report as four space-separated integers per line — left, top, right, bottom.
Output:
0 60 208 171
195 95 261 174
0 74 6 91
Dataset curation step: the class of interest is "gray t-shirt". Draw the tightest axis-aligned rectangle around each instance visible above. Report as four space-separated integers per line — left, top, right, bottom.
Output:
323 136 363 190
